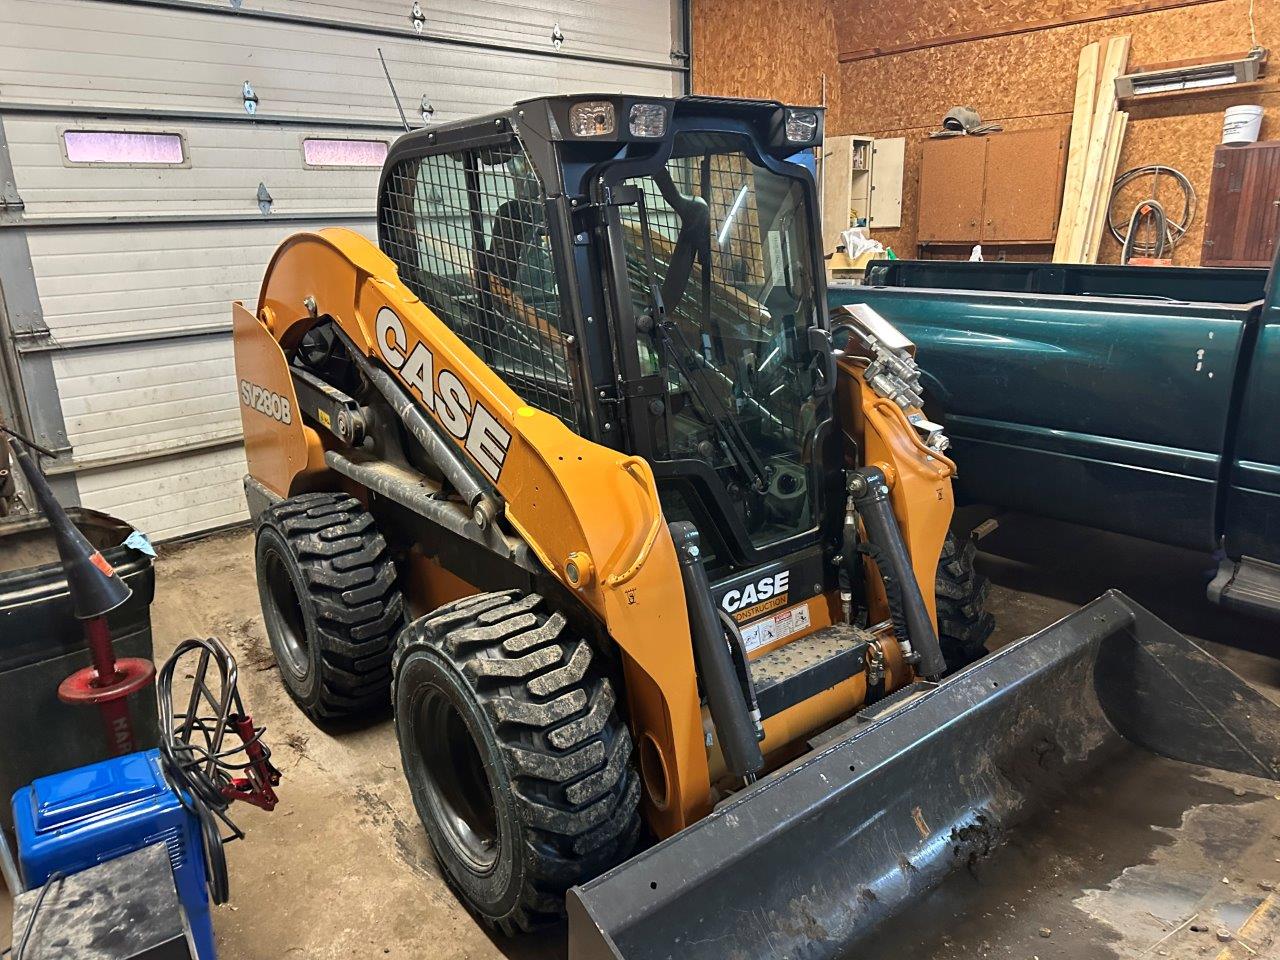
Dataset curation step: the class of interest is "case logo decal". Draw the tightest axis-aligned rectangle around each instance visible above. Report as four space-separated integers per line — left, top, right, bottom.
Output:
721 569 790 622
375 307 511 482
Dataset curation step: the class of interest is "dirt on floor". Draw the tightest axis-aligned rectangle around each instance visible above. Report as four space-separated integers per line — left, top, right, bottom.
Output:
3 512 1279 959
146 528 559 960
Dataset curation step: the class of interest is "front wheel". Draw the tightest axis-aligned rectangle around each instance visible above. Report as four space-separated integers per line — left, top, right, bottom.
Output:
393 591 640 934
935 531 995 671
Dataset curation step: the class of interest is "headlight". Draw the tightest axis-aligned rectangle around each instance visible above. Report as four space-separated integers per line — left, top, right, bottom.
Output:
628 103 666 138
569 100 616 137
784 109 819 143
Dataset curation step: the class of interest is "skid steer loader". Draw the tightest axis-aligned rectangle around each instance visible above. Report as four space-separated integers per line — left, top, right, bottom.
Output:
233 95 1280 959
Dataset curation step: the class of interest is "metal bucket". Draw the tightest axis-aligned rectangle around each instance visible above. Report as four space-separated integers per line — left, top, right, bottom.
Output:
568 591 1280 960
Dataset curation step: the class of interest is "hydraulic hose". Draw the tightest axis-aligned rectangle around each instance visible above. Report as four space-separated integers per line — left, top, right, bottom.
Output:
718 609 765 742
670 521 764 781
849 467 948 680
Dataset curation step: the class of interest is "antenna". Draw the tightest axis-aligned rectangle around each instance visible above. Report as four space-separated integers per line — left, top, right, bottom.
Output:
378 47 410 133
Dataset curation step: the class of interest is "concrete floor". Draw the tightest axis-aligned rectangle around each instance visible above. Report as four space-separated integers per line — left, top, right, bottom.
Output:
4 512 1278 958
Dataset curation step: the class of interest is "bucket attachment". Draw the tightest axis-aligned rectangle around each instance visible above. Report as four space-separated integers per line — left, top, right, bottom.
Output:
568 591 1280 960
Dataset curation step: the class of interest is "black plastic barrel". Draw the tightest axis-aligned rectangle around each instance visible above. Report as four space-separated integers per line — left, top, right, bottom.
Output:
0 507 159 829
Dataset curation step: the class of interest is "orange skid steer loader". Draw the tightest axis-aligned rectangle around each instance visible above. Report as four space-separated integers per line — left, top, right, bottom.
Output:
232 95 1280 958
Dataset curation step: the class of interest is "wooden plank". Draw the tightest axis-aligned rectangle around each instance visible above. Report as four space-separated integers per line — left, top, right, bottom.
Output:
1053 42 1102 262
1066 35 1130 262
836 0 1221 62
1084 111 1128 262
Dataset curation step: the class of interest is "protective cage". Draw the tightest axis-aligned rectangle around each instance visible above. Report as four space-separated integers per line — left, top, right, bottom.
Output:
378 136 584 429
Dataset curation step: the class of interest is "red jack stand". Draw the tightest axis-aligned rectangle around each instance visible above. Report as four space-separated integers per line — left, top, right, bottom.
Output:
9 428 157 755
58 615 156 755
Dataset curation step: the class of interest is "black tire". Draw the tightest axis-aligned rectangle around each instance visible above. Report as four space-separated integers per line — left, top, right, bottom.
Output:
255 492 405 719
935 531 995 671
392 591 640 934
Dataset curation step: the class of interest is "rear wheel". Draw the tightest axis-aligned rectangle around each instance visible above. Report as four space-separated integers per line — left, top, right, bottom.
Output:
255 492 404 719
393 591 640 934
935 531 995 671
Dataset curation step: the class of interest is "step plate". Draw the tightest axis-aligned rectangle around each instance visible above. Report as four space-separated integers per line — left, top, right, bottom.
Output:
1208 555 1280 620
749 623 872 719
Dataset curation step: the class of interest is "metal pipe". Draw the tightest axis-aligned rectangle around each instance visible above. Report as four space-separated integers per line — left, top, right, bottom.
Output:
324 450 536 573
85 616 122 685
850 467 948 679
670 521 763 780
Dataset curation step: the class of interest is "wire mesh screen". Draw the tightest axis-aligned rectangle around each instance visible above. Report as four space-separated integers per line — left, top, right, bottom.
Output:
614 135 822 550
379 141 580 428
617 148 809 448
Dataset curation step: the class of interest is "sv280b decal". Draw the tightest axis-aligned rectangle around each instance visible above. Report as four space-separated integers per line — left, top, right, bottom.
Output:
240 380 292 425
374 307 512 482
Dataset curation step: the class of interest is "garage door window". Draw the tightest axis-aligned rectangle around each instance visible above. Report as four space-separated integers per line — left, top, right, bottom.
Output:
302 138 388 168
63 130 185 166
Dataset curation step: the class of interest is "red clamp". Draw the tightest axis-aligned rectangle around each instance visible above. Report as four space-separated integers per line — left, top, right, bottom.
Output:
219 714 281 811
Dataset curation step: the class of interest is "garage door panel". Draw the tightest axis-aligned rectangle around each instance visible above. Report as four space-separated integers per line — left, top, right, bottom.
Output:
8 118 391 217
51 336 239 463
76 444 249 539
27 220 377 343
5 0 682 539
3 0 677 123
224 0 676 65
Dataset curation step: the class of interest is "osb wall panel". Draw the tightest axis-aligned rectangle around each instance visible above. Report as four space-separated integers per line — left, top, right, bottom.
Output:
690 0 842 118
828 0 1280 263
833 0 1216 60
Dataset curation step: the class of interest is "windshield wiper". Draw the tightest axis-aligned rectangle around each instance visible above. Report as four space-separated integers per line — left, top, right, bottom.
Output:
633 190 770 493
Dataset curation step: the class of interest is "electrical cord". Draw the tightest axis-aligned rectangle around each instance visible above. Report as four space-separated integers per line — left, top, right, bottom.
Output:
4 870 64 960
1121 199 1168 264
155 636 277 904
1108 165 1196 256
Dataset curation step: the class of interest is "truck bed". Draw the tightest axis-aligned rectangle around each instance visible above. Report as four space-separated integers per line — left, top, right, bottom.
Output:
829 259 1278 567
863 258 1268 305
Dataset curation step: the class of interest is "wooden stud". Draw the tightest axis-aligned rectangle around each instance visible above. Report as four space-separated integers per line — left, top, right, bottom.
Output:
1066 35 1130 262
1084 111 1129 263
1053 41 1102 263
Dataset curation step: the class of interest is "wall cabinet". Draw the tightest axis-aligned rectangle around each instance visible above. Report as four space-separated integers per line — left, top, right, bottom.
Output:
917 127 1068 246
821 135 906 253
1202 141 1280 267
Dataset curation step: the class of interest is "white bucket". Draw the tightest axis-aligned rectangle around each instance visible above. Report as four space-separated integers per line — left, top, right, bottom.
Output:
1223 104 1264 144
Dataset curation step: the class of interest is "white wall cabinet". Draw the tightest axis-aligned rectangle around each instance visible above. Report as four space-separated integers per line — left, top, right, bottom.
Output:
821 135 906 253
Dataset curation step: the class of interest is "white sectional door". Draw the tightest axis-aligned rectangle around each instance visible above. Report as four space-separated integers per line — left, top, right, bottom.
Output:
0 0 684 538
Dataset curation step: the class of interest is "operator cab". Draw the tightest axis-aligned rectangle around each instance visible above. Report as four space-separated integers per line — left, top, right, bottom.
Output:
377 95 834 579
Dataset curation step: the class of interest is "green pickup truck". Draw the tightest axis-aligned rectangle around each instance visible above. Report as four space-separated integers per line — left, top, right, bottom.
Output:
830 256 1280 621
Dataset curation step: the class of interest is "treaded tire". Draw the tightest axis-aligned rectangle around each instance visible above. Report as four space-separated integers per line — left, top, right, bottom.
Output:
255 492 404 719
935 531 995 671
392 591 640 934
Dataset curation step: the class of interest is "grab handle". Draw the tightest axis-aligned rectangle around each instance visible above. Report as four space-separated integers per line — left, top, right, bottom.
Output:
606 457 664 588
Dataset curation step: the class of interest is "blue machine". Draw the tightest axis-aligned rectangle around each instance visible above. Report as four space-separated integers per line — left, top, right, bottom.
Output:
13 749 217 960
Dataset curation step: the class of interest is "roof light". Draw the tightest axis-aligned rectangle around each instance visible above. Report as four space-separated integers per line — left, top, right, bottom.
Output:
569 100 616 137
784 109 819 143
629 103 666 138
